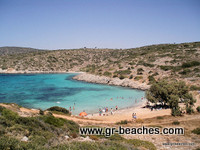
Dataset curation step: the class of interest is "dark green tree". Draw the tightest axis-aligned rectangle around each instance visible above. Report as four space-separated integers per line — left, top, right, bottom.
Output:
146 80 196 116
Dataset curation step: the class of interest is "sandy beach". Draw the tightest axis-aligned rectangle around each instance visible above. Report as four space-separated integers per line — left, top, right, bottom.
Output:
87 101 171 123
53 91 200 124
49 100 171 125
1 91 199 125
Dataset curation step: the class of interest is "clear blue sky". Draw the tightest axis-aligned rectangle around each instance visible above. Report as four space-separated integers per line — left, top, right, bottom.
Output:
0 0 199 49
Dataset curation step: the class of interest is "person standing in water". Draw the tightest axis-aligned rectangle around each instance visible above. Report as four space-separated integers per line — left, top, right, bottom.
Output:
115 105 118 111
69 106 72 112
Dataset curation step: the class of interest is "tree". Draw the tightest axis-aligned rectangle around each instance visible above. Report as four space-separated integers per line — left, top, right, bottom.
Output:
146 80 196 116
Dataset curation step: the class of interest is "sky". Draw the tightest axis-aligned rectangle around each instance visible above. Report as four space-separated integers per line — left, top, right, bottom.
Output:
0 0 200 49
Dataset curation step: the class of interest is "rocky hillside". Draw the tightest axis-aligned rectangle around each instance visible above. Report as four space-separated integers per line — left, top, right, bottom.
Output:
0 46 47 55
0 42 200 86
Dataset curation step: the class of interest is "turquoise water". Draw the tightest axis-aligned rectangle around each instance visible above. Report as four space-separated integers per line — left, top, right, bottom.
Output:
0 74 145 115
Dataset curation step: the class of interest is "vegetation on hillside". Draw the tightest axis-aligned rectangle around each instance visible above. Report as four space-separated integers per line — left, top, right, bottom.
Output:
0 105 156 150
0 42 200 87
46 106 71 115
0 46 46 55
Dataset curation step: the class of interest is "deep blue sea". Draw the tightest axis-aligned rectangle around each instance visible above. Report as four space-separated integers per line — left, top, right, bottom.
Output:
0 74 145 115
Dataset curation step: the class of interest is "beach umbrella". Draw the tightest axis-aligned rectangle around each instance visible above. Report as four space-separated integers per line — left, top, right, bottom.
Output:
79 112 87 117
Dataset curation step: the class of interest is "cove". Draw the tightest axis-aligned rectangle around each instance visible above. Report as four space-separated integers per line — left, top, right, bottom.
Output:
0 73 145 115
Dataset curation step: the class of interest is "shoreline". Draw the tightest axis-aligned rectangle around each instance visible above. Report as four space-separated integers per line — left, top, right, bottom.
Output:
86 99 171 123
0 100 171 124
1 91 199 124
0 70 150 90
86 99 146 117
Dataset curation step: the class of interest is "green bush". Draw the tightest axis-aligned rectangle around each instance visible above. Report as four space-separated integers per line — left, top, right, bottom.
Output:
113 74 118 78
16 117 46 130
196 106 200 112
186 106 194 114
119 75 125 80
190 85 200 91
2 109 19 120
64 119 79 134
134 76 143 80
129 75 133 79
114 70 131 75
108 134 125 141
116 120 128 125
41 115 79 133
148 75 156 83
179 68 191 75
39 109 44 115
192 128 200 135
103 71 112 77
146 80 196 116
182 61 200 68
47 106 70 115
29 135 48 146
157 116 163 119
0 136 21 150
52 141 128 150
160 65 173 71
171 107 182 116
42 115 66 127
143 62 154 67
0 106 6 112
172 121 180 125
126 139 156 150
137 68 144 75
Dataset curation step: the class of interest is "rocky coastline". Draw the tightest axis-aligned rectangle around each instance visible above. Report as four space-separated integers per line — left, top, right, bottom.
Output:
0 69 150 90
73 73 150 90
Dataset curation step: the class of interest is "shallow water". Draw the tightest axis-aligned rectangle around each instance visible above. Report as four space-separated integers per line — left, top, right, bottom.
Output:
0 73 145 115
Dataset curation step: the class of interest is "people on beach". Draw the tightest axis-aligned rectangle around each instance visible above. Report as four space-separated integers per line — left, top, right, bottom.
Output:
110 108 113 115
132 113 135 120
106 107 108 112
99 108 102 116
102 109 105 116
132 113 137 121
134 113 137 119
69 106 72 112
115 105 118 111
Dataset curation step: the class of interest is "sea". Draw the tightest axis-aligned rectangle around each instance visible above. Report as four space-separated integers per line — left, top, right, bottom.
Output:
0 73 145 115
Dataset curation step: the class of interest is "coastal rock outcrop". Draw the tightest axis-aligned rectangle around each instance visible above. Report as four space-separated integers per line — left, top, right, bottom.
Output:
73 73 150 90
